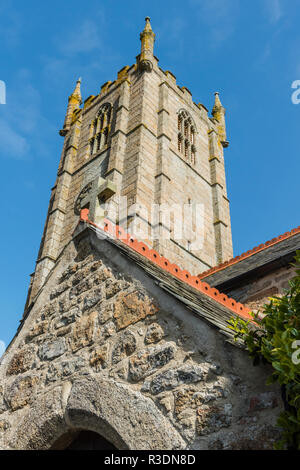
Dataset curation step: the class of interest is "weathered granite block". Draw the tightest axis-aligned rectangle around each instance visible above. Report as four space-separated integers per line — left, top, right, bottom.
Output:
38 339 66 361
129 343 176 382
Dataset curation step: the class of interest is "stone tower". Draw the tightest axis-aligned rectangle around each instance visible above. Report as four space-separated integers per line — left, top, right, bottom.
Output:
0 19 286 451
28 17 233 307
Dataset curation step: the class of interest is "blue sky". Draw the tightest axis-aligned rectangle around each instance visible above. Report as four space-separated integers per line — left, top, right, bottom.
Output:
0 0 299 348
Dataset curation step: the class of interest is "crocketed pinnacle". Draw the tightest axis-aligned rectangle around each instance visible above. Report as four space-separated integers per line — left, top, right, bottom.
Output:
212 92 224 116
70 77 82 104
59 77 82 136
139 17 155 71
212 92 228 148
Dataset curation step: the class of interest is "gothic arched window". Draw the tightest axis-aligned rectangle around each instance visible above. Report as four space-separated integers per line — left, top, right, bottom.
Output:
89 103 112 156
177 110 197 165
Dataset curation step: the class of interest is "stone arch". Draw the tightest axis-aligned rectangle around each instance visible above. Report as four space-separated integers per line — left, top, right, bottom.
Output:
177 108 198 132
10 376 186 450
96 101 112 119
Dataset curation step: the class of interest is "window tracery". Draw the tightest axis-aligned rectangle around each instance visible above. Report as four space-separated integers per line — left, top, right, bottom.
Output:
89 103 112 156
177 110 197 165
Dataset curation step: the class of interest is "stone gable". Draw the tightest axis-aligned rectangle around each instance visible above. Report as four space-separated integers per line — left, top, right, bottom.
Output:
0 229 282 450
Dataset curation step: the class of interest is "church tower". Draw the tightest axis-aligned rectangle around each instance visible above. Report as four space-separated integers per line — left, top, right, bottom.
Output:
28 17 233 305
1 20 286 452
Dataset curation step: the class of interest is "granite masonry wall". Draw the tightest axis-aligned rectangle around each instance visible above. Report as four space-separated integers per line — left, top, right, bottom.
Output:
224 265 296 312
0 234 282 450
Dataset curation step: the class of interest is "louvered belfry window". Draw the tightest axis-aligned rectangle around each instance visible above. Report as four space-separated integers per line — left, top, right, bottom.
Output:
89 103 112 156
177 110 196 164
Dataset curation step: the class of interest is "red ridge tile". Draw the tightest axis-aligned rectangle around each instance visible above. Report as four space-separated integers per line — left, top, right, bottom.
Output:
79 210 252 321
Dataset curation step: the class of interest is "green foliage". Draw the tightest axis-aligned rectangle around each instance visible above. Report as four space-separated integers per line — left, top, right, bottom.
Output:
228 251 300 450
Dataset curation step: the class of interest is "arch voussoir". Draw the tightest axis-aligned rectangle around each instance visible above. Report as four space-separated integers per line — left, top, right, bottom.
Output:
11 376 186 450
66 376 186 450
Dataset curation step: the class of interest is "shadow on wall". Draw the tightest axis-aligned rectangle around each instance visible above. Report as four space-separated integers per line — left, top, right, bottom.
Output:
51 430 117 450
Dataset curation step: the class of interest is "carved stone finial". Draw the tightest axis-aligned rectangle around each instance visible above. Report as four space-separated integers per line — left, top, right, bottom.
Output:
212 92 223 114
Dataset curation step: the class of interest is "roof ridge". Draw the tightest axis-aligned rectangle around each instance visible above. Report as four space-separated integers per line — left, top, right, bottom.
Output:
79 209 252 321
197 225 300 280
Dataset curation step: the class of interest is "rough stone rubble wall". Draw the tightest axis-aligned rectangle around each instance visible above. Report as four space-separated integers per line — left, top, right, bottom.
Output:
0 237 282 450
225 265 296 312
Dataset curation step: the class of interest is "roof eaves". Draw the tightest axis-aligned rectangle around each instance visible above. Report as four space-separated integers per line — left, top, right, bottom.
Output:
198 225 300 280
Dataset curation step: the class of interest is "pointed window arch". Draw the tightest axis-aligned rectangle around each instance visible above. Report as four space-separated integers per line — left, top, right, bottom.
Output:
89 103 112 156
177 109 197 165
